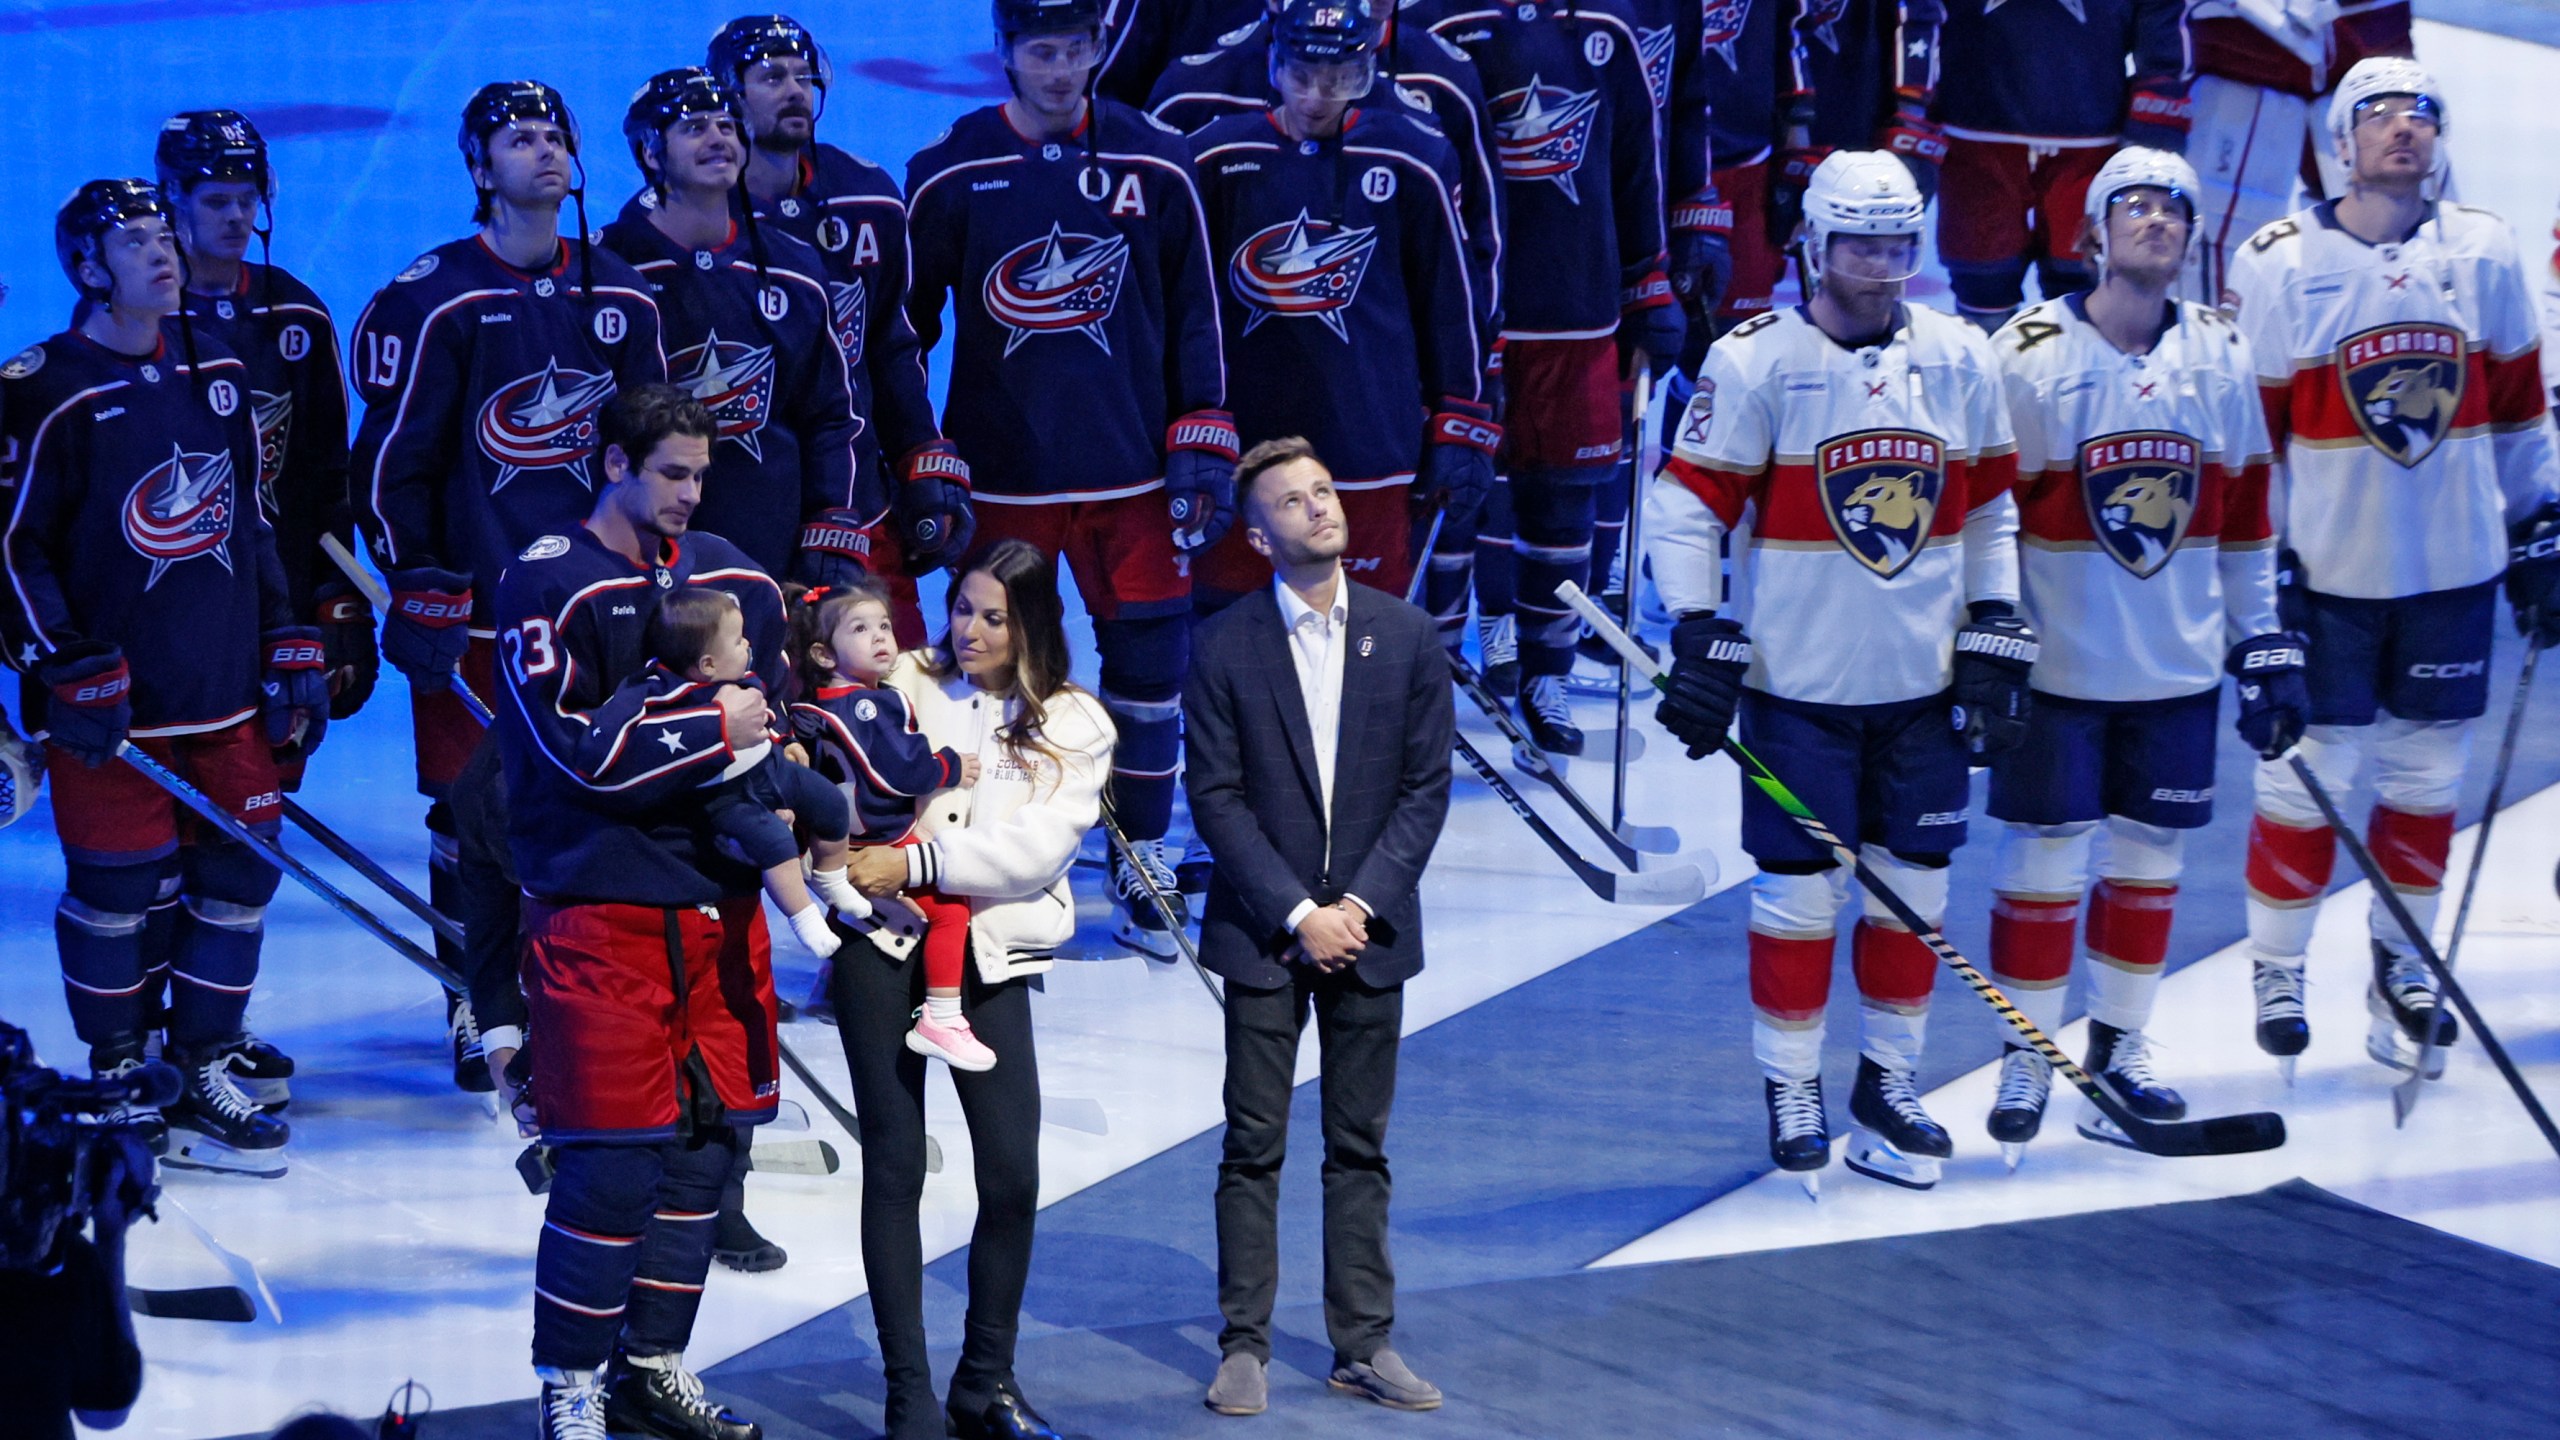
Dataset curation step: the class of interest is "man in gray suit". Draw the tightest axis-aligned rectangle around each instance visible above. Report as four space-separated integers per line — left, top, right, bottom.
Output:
1183 436 1457 1417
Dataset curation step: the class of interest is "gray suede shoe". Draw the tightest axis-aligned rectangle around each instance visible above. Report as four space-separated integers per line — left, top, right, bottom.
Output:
1205 1352 1268 1416
1329 1349 1443 1411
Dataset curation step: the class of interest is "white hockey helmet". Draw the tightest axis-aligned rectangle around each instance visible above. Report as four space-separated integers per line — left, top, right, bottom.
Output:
1799 150 1926 287
2326 56 2447 182
2082 145 2202 266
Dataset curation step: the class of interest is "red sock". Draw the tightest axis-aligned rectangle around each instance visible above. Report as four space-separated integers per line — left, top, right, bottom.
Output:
1990 894 2078 991
2245 816 2335 907
1851 920 1935 1009
1749 930 1835 1024
2087 880 2176 972
2368 806 2455 898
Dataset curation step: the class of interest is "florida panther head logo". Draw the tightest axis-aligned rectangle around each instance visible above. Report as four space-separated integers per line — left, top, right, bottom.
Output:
2079 431 2201 579
2338 322 2467 468
1817 430 1944 579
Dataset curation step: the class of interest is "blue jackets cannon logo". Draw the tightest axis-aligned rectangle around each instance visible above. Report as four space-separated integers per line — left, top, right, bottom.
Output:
476 359 618 490
1227 209 1379 340
982 223 1132 355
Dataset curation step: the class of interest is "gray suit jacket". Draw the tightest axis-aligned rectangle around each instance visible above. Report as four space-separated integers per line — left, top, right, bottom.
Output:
1182 579 1455 989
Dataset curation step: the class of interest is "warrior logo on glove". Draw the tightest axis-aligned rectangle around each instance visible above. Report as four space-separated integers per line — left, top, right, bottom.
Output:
476 359 617 489
670 332 780 457
1228 210 1378 339
122 445 237 588
2338 322 2465 468
1817 430 1943 579
984 223 1131 355
1491 81 1601 200
2079 431 2199 579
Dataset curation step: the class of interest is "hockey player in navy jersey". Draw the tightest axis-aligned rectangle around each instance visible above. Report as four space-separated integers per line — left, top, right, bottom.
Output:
1934 0 2191 330
1981 149 2298 1162
1770 0 1945 254
1692 0 1796 335
1645 153 2028 1194
2223 61 2560 1080
601 68 869 584
348 80 665 1092
1 180 324 1178
1099 0 1265 105
1186 0 1491 609
1409 0 1677 755
711 14 960 638
495 386 780 1440
907 0 1236 955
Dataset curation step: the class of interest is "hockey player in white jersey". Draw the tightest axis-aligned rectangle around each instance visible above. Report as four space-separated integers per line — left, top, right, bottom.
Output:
1645 152 2031 1193
1980 148 2303 1163
2223 59 2560 1079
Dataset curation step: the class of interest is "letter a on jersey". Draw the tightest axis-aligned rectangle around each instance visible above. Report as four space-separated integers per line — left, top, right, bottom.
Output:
1817 429 1943 579
983 222 1131 356
2338 321 2467 468
2079 431 2199 579
1492 77 1602 202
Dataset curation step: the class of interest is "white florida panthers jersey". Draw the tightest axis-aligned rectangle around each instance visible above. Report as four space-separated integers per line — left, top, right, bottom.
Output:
1646 303 2022 707
1996 295 2281 703
2223 201 2558 600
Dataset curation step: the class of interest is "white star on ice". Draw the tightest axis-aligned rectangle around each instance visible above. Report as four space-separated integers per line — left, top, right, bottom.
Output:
657 729 688 755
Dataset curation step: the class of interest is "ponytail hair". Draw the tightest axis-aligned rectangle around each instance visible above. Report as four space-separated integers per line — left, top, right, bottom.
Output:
783 575 896 699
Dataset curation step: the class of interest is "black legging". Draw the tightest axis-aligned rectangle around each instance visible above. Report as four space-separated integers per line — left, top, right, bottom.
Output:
831 928 1040 1437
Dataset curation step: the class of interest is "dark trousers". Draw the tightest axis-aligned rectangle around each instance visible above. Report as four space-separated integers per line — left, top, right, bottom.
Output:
1216 966 1404 1365
832 931 1041 1438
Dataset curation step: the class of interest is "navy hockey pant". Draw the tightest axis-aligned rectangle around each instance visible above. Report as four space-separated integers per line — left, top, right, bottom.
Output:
532 1126 738 1370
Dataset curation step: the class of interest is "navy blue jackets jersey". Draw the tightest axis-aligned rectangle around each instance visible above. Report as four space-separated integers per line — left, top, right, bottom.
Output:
906 101 1227 502
494 524 785 905
1938 0 2187 142
1146 13 1507 341
790 679 964 844
1192 107 1485 486
1624 0 1717 215
1793 0 1942 149
0 332 288 732
1410 0 1667 339
1700 0 1793 165
599 204 871 575
173 264 350 616
348 235 667 618
1099 0 1266 106
737 143 941 495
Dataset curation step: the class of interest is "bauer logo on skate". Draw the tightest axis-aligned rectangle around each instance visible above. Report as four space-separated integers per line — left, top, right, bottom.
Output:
1229 209 1379 339
672 330 779 459
2079 430 2199 579
984 223 1131 356
476 359 617 491
123 445 237 588
1816 430 1943 580
2337 322 2466 467
1491 79 1601 201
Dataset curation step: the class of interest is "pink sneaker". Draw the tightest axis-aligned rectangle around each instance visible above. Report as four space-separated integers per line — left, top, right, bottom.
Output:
905 1011 996 1071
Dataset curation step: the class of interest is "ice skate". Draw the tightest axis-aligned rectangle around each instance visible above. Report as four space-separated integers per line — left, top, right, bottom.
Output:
1111 836 1184 958
164 1043 289 1178
1763 1075 1829 1199
92 1043 169 1158
537 1369 610 1440
1519 673 1585 756
2366 941 2457 1077
1478 613 1518 698
1986 1045 2050 1171
605 1351 761 1440
2251 955 2308 1085
447 990 494 1094
223 1031 295 1112
2077 1021 2185 1149
1845 1055 1950 1190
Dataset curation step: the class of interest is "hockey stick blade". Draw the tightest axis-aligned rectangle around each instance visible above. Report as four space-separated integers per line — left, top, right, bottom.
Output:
1560 583 2287 1158
778 1033 942 1173
1615 821 1682 856
162 1191 282 1323
1044 1095 1110 1135
1455 653 1669 870
747 1138 841 1175
128 1284 256 1322
1454 734 1706 905
1505 735 1684 854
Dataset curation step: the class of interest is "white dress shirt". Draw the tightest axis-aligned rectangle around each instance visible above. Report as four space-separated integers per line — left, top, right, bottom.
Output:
1274 569 1366 933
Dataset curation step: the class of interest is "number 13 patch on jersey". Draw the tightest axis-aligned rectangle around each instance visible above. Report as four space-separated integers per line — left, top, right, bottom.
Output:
1817 429 1943 580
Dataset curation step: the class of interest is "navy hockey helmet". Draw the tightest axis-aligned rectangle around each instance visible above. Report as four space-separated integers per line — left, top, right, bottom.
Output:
707 14 834 97
993 0 1105 42
155 109 272 200
625 67 742 179
458 80 581 172
55 178 172 298
1271 0 1381 103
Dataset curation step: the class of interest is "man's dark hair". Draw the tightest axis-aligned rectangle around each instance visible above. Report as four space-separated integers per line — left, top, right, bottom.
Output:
1234 435 1324 522
645 587 741 676
599 383 717 475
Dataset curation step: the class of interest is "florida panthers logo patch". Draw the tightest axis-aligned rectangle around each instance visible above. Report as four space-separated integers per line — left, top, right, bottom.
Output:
672 329 779 460
829 278 867 366
1491 77 1602 202
1816 430 1943 579
984 223 1130 356
476 359 618 491
122 444 237 588
2079 431 2199 579
2338 322 2466 468
1700 0 1751 65
1636 24 1677 109
250 388 292 515
1228 209 1378 341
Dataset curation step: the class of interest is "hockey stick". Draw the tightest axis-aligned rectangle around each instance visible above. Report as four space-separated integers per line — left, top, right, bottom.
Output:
2396 637 2541 1123
118 745 464 992
161 1190 281 1324
278 798 465 949
1452 731 1708 906
776 1031 941 1173
2285 752 2560 1161
1452 640 1677 867
1615 356 1655 843
1101 800 1224 1007
127 1284 256 1322
747 1138 841 1176
1562 581 2290 1158
321 532 495 728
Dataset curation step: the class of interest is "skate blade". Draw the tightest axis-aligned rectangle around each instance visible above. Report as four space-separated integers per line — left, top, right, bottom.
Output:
1843 1130 1941 1191
2000 1141 2025 1172
165 1132 288 1179
2364 1025 2448 1079
2277 1055 2297 1088
1799 1170 1822 1202
1112 915 1182 960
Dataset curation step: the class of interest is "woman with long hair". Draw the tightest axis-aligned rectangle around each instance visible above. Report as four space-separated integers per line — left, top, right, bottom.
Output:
830 538 1113 1440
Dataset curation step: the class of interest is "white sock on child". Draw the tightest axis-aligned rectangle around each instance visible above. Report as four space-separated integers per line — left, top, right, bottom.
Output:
925 995 963 1025
809 866 873 920
786 903 841 959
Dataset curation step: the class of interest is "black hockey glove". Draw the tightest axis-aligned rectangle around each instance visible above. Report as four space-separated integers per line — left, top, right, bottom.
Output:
2505 501 2560 647
792 507 878 589
2226 631 2309 760
1658 613 1753 759
1668 185 1735 316
313 582 379 721
892 440 975 573
1952 604 2039 759
1419 399 1500 525
37 640 131 768
1166 409 1241 552
2274 546 2312 635
262 627 330 754
1620 269 1685 379
381 567 474 684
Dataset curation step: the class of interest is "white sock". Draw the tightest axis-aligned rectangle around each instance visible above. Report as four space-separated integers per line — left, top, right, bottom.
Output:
809 866 872 919
786 903 841 959
925 994 963 1025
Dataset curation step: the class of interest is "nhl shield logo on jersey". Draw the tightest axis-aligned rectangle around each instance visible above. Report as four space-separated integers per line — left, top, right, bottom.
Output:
2337 322 2467 468
1816 430 1943 580
2079 431 2199 579
475 359 618 491
1635 25 1677 108
1229 209 1379 340
1700 0 1751 64
122 444 237 589
672 329 779 460
984 223 1131 356
1491 77 1602 202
